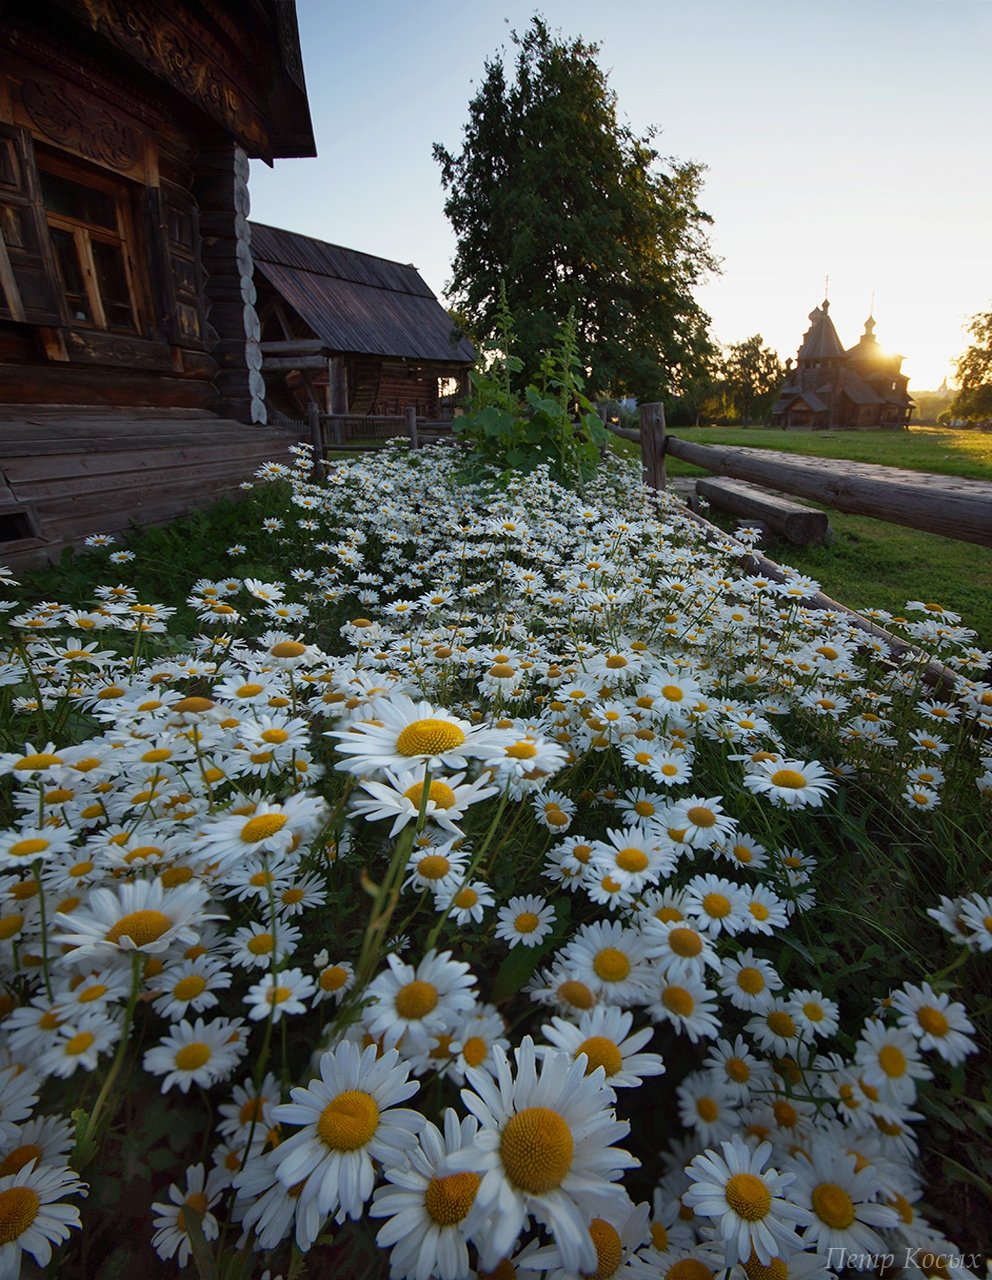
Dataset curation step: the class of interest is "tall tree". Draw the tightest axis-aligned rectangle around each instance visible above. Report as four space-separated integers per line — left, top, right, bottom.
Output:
721 334 784 423
951 309 992 423
434 16 718 402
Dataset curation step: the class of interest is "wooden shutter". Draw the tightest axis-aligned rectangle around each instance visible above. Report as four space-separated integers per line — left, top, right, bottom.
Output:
151 182 207 347
0 124 62 325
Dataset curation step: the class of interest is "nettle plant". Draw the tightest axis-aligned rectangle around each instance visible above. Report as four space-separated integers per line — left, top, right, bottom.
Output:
454 294 607 488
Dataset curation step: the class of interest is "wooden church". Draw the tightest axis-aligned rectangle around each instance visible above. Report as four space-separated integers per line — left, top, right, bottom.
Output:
0 0 316 569
771 300 913 430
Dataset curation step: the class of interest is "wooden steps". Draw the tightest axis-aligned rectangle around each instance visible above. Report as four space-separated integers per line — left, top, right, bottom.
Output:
0 408 301 572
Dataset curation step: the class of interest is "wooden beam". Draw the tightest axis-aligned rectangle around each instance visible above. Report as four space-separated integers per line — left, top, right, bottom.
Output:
259 339 327 355
261 356 329 371
405 405 419 449
695 477 831 546
664 436 992 548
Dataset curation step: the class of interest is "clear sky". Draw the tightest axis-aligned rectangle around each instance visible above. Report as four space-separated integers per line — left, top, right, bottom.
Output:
250 0 992 391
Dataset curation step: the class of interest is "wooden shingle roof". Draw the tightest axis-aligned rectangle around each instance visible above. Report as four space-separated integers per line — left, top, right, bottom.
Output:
249 223 475 364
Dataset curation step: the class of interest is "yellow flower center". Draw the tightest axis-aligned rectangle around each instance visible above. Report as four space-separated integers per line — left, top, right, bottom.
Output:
666 1262 713 1280
424 1172 481 1225
582 1218 624 1278
416 855 451 881
317 1090 380 1150
743 1255 789 1280
454 887 479 908
656 906 683 923
726 1056 750 1083
396 719 466 757
0 1186 40 1244
403 781 458 810
616 847 649 873
174 975 208 1001
696 1096 720 1122
593 948 630 983
703 892 731 918
499 1106 574 1193
766 1011 796 1038
811 1181 855 1229
575 1036 623 1077
0 916 24 941
916 1007 949 1037
750 902 770 921
725 1172 772 1221
686 806 717 828
515 912 540 934
462 1035 488 1067
395 980 439 1020
662 986 694 1017
651 1222 669 1251
141 748 173 763
802 1002 825 1022
8 838 49 858
669 927 703 957
77 983 108 1003
319 965 349 992
270 641 306 658
247 933 274 956
0 1144 43 1177
261 728 289 744
489 663 516 679
171 697 215 714
105 909 172 947
14 753 63 771
773 1099 798 1128
240 813 289 844
770 769 807 789
237 683 265 697
558 980 595 1009
878 1044 906 1077
737 967 766 994
505 742 538 760
160 866 193 888
661 685 684 702
175 1042 212 1071
65 1031 95 1055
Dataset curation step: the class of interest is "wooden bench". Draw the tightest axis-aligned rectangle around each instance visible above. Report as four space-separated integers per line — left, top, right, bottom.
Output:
695 477 831 546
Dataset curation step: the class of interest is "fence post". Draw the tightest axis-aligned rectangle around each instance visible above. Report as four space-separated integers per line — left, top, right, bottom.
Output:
405 405 419 449
639 402 666 490
306 401 325 480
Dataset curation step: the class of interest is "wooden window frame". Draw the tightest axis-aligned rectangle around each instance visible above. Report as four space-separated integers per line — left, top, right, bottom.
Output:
35 150 148 337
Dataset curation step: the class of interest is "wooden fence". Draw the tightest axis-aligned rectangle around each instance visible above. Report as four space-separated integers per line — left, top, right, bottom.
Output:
613 403 992 549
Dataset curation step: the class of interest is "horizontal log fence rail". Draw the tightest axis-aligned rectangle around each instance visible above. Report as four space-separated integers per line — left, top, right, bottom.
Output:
606 404 992 549
602 402 990 694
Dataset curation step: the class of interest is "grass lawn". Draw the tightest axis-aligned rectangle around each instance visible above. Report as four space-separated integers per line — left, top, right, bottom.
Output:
611 426 992 648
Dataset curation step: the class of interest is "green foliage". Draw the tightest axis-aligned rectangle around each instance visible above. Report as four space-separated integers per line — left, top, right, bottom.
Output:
951 308 992 422
720 333 785 423
454 299 607 487
434 14 718 402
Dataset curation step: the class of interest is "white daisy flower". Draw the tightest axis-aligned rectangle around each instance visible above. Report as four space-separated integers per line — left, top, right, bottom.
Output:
788 989 840 1039
495 896 556 948
519 1199 652 1279
662 796 736 850
557 920 654 1006
328 693 508 775
350 767 498 836
742 759 835 809
365 949 477 1052
143 1017 246 1093
151 955 232 1021
434 880 495 925
677 1072 738 1145
52 878 218 967
647 974 722 1043
0 1159 85 1276
683 874 750 937
36 1012 120 1079
150 1162 225 1268
0 1068 39 1146
312 961 356 1005
854 1019 932 1106
746 1001 804 1059
370 1109 484 1280
244 967 318 1023
270 1041 421 1222
538 1006 665 1089
703 1036 772 1103
719 951 785 1012
643 918 722 982
683 1136 809 1265
890 981 977 1064
442 1037 638 1274
788 1144 898 1259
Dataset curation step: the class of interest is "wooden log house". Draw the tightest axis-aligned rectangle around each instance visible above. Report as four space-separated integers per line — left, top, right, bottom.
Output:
0 0 316 569
249 222 475 422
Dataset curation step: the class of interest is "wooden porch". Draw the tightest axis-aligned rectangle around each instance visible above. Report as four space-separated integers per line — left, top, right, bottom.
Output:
0 407 301 572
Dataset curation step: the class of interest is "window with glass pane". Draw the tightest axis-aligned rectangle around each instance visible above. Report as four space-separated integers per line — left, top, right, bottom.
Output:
37 156 140 334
